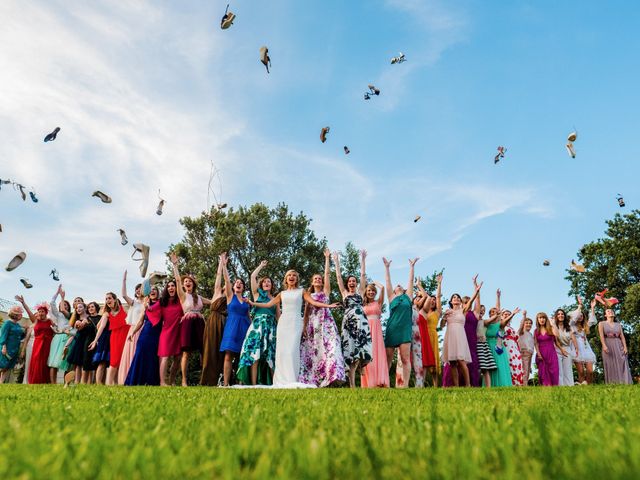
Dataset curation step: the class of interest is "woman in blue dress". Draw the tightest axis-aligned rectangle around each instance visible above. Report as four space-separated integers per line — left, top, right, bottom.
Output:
125 287 162 386
219 253 251 386
0 305 26 383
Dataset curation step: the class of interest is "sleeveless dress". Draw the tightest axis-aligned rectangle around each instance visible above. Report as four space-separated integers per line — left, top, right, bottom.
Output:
503 324 524 386
442 309 471 363
91 317 111 366
108 308 130 369
22 328 34 384
555 327 574 386
486 322 512 387
28 319 54 384
180 294 205 353
220 295 250 354
158 300 183 357
417 313 436 367
273 289 314 387
535 331 559 386
341 294 373 368
361 302 389 388
299 291 346 387
117 299 144 384
476 317 497 372
0 320 25 370
125 301 162 386
518 331 534 385
67 316 92 369
426 311 441 375
200 297 227 386
601 322 632 384
47 301 71 370
385 294 412 347
81 315 100 371
237 288 278 385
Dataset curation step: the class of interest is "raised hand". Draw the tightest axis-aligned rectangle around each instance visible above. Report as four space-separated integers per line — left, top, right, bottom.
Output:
472 274 479 286
436 273 443 283
383 257 391 268
523 309 527 318
409 257 419 267
497 289 501 298
170 252 178 265
259 260 268 269
123 270 128 280
15 295 25 304
590 298 597 310
476 281 484 291
324 248 331 258
361 249 367 260
512 307 521 316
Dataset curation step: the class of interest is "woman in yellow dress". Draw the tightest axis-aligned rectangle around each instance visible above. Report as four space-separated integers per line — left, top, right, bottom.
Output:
423 274 442 386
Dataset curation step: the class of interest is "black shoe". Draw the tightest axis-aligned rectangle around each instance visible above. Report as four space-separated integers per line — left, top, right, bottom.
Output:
44 127 61 142
17 184 26 201
344 146 350 154
29 191 38 203
118 228 128 245
92 190 112 203
50 269 60 281
156 199 165 216
20 278 33 289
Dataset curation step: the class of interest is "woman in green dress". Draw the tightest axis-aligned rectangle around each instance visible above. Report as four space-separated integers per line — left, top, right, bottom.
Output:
383 256 419 388
0 305 27 383
237 260 279 385
484 290 513 387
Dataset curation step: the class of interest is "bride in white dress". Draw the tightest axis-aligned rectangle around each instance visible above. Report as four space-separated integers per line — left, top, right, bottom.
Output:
249 270 339 387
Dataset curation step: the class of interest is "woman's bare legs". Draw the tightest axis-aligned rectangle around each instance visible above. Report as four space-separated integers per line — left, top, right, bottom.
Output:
250 362 258 385
458 361 470 386
181 351 189 387
398 344 411 388
222 351 237 386
575 362 585 384
95 363 107 385
586 362 593 384
50 367 58 384
482 370 491 388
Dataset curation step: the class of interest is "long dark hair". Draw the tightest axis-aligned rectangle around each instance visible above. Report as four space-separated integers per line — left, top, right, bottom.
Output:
160 280 179 307
554 309 571 332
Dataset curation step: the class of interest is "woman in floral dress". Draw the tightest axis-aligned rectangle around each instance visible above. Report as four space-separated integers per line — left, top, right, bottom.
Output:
299 249 346 387
501 308 524 386
237 260 279 385
333 250 372 388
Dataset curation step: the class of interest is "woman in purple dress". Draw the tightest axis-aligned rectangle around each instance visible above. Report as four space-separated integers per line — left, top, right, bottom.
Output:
534 312 569 386
595 304 632 384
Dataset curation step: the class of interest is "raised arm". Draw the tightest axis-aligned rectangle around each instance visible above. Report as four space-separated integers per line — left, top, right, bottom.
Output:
15 295 35 323
500 307 520 327
407 258 419 299
495 289 501 312
170 252 186 304
484 311 501 327
323 249 331 297
211 256 225 302
375 281 385 309
122 270 134 306
303 290 340 309
517 310 527 336
435 273 442 317
588 299 598 328
464 276 482 313
473 276 482 317
359 250 367 297
332 252 347 298
250 260 268 300
220 253 233 302
383 257 394 303
50 284 62 317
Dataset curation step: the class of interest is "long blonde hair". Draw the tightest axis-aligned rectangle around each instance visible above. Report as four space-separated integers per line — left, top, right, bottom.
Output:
535 312 554 336
283 270 300 289
363 283 377 305
518 317 533 336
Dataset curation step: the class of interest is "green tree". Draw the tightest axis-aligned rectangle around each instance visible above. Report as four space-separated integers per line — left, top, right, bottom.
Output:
566 210 640 378
169 203 327 296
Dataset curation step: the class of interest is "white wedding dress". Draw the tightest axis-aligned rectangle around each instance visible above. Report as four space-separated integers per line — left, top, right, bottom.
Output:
272 288 316 388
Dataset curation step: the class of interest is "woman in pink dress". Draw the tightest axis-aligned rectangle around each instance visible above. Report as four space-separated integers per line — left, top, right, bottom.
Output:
157 280 183 386
440 280 482 387
534 312 569 386
362 281 389 388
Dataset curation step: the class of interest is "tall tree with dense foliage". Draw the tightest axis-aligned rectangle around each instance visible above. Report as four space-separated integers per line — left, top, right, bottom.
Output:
169 203 327 296
566 210 640 377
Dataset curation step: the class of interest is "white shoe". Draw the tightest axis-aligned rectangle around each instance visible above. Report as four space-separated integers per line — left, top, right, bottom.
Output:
6 251 26 271
566 142 576 158
132 243 150 277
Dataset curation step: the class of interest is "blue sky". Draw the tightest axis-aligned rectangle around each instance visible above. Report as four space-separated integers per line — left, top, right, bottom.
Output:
1 0 638 321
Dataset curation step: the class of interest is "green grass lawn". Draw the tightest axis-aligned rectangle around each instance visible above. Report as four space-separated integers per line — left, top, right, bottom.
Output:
1 385 638 480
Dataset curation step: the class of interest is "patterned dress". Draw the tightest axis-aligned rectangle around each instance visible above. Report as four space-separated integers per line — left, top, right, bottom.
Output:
486 322 512 387
299 291 346 387
237 288 278 385
341 294 373 368
503 324 524 386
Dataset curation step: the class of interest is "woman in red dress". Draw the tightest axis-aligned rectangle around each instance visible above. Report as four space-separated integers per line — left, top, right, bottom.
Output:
16 295 55 384
89 293 129 385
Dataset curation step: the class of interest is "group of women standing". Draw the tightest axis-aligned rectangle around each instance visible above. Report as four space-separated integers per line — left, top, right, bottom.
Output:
0 253 634 387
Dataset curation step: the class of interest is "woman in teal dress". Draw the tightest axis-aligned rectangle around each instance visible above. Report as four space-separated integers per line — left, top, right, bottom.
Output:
237 261 279 385
383 256 419 387
0 305 26 383
484 293 513 387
